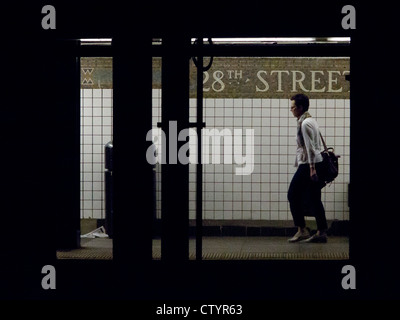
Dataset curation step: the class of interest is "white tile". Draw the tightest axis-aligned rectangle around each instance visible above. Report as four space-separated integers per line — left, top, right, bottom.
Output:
83 108 92 117
92 126 102 135
93 145 103 154
271 108 280 117
242 183 251 192
335 108 345 117
261 107 270 117
326 108 335 118
242 211 251 220
279 127 288 136
252 117 261 127
82 191 93 200
253 108 261 117
270 146 279 154
215 107 224 117
335 117 344 127
219 98 230 108
252 211 261 220
279 98 289 107
215 201 223 211
234 108 242 117
270 127 279 136
93 98 102 107
83 145 93 154
205 107 214 117
83 89 93 98
93 191 103 200
325 202 334 211
261 211 270 220
83 200 92 209
92 173 103 182
215 117 224 126
93 89 102 98
83 117 92 126
344 107 350 118
279 117 288 126
233 201 242 210
243 118 252 127
317 99 326 108
152 98 160 108
326 127 335 137
93 210 104 220
103 126 113 136
315 109 325 118
205 202 214 211
224 107 233 117
205 99 214 108
242 192 251 201
92 136 102 145
252 202 261 210
103 89 112 98
214 211 224 220
261 192 270 202
271 99 280 108
279 211 288 220
224 193 233 201
205 118 214 126
270 165 279 173
326 99 336 108
224 211 233 220
335 99 345 108
233 211 242 219
223 183 232 192
103 98 112 107
233 99 242 108
270 210 279 220
243 99 252 108
103 118 112 126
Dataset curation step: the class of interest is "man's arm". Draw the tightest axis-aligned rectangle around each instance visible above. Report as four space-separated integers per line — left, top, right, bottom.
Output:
301 121 319 181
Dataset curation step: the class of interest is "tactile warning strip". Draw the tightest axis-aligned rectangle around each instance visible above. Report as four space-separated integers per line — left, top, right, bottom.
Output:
57 249 113 260
152 251 349 260
57 250 348 260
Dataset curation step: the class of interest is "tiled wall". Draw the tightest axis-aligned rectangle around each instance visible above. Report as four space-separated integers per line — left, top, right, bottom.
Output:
80 88 113 219
80 57 350 222
152 95 350 222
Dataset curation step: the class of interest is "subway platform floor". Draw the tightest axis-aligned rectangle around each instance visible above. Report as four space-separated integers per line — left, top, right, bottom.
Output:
56 236 349 260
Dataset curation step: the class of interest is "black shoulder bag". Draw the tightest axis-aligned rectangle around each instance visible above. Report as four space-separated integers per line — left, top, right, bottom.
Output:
319 131 340 186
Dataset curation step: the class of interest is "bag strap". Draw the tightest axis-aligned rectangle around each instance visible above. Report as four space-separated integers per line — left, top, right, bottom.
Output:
319 131 328 151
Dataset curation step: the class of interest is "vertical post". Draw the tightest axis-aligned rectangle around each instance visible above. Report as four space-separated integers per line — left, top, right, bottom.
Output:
161 37 190 262
113 35 153 265
53 40 81 250
196 38 204 261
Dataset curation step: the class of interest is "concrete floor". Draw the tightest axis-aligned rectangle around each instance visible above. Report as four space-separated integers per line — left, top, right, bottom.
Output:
57 236 349 260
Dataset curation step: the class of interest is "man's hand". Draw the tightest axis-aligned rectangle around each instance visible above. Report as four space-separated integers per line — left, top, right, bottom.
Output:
310 166 318 182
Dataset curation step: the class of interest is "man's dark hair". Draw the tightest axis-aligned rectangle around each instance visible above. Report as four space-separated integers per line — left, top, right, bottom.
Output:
291 93 309 111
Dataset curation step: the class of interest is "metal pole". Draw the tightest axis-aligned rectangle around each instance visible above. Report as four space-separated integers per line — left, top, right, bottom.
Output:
196 38 203 261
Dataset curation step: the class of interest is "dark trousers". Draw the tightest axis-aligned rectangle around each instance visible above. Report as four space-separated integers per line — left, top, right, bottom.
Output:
288 163 328 231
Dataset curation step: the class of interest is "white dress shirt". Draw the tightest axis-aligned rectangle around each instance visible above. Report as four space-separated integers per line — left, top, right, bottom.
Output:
295 116 323 167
